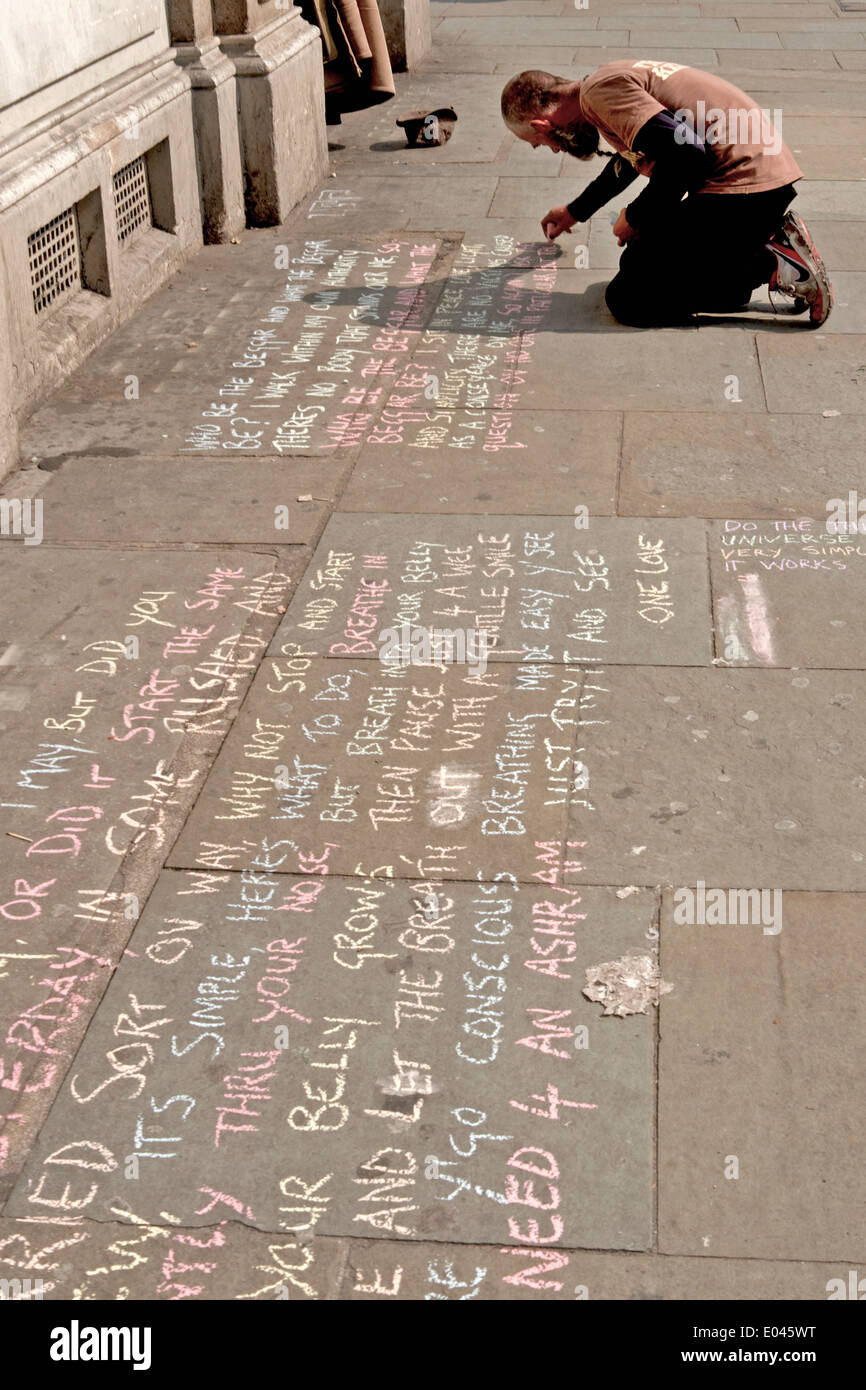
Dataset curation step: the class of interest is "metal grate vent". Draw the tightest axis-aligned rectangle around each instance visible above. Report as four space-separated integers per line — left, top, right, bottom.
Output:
27 207 82 314
113 155 152 244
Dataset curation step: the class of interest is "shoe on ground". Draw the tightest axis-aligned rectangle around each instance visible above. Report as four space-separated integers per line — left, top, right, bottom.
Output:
766 212 833 327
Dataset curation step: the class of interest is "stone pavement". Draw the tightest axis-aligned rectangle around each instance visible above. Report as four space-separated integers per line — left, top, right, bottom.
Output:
1 0 865 1303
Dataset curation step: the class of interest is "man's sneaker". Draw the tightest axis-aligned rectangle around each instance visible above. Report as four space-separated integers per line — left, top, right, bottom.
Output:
766 212 833 326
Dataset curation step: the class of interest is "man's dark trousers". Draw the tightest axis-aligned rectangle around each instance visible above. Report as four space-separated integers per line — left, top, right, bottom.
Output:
605 184 797 326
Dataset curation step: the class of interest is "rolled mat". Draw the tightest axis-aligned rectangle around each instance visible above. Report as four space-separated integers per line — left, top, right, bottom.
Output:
336 0 396 96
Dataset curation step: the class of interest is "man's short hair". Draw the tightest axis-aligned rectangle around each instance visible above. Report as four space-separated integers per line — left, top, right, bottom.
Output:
500 70 572 128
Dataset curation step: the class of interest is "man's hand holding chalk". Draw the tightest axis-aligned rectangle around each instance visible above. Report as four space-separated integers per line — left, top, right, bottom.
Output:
541 204 577 241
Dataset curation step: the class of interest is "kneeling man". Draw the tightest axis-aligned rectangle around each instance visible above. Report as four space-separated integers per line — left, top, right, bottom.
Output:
501 60 832 326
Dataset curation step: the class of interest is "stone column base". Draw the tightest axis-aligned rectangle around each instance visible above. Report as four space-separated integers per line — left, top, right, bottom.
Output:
221 13 328 227
173 37 246 243
379 0 432 72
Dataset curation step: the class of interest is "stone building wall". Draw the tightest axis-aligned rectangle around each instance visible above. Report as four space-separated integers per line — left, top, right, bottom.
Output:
0 0 431 478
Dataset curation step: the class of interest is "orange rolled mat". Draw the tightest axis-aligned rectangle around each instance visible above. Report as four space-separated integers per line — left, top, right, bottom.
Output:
336 0 396 96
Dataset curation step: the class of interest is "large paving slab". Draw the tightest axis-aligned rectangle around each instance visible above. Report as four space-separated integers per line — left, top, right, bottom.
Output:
716 46 842 66
629 28 782 45
0 1213 844 1299
758 335 866 413
0 1212 345 1301
7 867 656 1251
725 92 866 131
435 19 629 43
20 229 570 471
602 4 702 13
489 177 594 222
459 45 586 76
339 410 621 515
710 5 853 16
616 18 741 33
565 667 866 890
19 397 334 463
739 16 866 30
414 43 499 74
619 411 866 518
712 517 866 668
820 272 866 332
442 3 569 17
267 513 713 666
791 146 866 180
374 241 564 427
783 30 866 48
0 546 288 1189
792 180 866 219
782 117 866 145
168 653 589 878
167 657 586 881
21 236 449 461
337 1242 845 1300
513 323 766 413
573 47 721 67
659 891 866 1261
500 141 567 178
300 174 500 234
805 221 866 271
13 458 339 545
